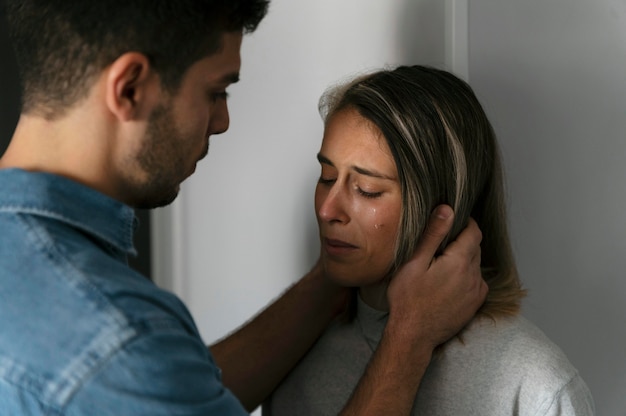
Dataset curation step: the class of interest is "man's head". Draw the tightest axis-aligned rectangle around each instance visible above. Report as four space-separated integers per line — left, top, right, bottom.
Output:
2 1 268 209
121 31 244 209
6 0 269 119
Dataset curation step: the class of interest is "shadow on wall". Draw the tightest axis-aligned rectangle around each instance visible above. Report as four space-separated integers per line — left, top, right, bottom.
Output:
0 6 152 279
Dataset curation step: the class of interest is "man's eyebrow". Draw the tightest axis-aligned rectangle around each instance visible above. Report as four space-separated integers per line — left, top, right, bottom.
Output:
221 72 240 84
317 153 396 180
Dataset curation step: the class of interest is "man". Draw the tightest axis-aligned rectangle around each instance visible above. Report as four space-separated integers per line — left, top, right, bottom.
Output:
0 1 487 414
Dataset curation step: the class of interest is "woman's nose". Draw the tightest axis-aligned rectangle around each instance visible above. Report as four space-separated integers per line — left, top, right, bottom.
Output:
317 185 350 224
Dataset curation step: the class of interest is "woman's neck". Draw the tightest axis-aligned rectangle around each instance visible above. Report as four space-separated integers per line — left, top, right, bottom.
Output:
358 279 390 311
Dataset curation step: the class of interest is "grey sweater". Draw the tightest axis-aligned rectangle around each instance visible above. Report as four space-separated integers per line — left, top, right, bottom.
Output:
264 297 595 416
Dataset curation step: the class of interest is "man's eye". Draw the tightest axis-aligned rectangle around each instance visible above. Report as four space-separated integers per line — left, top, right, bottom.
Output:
210 92 229 102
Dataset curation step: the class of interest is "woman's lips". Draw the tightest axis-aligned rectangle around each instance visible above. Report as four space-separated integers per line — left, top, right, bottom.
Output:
323 238 358 256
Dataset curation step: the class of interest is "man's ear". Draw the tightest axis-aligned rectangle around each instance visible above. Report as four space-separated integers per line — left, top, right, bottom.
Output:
105 52 160 121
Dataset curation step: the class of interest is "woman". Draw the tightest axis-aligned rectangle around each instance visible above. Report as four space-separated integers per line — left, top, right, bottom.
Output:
263 65 595 415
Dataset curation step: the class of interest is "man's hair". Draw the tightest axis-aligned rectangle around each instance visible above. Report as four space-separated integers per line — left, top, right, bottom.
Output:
320 65 526 319
5 0 269 119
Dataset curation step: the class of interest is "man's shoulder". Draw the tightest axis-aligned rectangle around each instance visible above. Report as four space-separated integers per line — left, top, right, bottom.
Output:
0 237 206 413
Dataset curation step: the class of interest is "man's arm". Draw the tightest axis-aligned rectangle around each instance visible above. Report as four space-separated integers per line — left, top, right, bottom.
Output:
340 205 487 415
209 262 349 411
211 205 486 412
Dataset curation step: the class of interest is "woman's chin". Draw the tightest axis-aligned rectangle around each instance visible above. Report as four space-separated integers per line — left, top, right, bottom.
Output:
322 262 382 288
322 266 358 287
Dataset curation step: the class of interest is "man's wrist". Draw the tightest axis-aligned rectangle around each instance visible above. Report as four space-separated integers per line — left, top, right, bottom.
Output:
385 309 439 354
305 263 349 319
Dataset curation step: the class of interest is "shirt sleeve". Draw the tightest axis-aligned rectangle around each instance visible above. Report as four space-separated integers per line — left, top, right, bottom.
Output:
64 325 249 416
542 374 596 416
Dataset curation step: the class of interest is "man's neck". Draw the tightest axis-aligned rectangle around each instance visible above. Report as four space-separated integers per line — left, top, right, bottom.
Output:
1 111 119 200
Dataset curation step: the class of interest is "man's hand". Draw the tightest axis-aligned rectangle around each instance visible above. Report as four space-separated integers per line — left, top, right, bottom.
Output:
340 205 486 415
386 204 487 350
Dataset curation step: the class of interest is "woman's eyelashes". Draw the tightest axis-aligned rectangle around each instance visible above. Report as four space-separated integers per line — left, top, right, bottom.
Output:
357 188 383 199
317 175 383 199
317 176 335 185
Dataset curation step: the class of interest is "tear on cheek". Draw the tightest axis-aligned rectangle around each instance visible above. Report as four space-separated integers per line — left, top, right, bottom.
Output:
374 224 382 230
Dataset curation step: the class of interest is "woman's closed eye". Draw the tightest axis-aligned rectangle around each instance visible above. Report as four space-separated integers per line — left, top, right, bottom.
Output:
318 175 383 199
357 188 383 199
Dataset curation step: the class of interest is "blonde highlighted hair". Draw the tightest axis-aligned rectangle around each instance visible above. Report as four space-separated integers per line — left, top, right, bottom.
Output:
319 65 526 319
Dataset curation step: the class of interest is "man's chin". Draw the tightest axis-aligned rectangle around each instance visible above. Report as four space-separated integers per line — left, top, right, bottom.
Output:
133 187 180 210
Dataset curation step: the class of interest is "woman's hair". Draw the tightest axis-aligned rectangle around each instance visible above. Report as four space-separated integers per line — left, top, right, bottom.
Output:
319 65 526 319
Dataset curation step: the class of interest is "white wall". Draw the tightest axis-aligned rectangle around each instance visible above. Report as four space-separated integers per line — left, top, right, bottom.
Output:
153 0 625 414
469 1 626 414
154 0 450 344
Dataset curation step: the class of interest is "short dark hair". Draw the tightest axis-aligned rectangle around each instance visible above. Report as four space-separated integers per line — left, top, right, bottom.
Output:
5 0 269 118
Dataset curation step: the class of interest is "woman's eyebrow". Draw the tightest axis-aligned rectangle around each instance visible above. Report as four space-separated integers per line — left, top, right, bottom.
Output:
317 153 395 180
317 153 334 166
353 166 395 180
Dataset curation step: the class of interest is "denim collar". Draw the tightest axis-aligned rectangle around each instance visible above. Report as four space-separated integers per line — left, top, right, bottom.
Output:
0 168 137 255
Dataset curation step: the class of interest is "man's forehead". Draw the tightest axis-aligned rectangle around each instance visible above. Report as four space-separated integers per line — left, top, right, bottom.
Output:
201 32 242 83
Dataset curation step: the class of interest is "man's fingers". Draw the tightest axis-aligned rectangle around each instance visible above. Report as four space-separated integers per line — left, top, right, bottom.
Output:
444 217 482 260
478 279 489 302
414 205 455 264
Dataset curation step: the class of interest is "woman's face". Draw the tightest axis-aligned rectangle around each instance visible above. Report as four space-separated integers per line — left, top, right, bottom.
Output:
315 108 402 292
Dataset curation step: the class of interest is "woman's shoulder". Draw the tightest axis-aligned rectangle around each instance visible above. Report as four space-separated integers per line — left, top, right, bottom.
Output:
460 315 571 361
417 315 595 415
461 314 553 345
442 315 581 387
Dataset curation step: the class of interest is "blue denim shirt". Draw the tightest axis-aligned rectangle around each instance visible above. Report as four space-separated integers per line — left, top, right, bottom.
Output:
0 169 247 415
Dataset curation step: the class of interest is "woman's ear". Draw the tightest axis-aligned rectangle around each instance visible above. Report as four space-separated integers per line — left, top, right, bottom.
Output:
105 52 160 121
